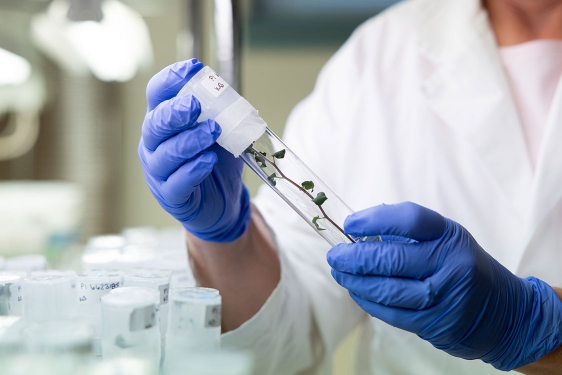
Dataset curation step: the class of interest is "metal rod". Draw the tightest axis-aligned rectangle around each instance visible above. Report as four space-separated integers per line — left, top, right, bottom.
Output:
213 0 240 91
189 0 203 60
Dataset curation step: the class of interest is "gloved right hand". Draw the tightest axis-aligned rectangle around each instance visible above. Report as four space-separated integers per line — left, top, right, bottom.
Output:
139 59 251 242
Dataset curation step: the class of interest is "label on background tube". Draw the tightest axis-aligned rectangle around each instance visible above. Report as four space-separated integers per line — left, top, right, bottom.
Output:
78 280 121 303
158 283 169 304
130 305 157 331
200 71 230 97
205 305 221 328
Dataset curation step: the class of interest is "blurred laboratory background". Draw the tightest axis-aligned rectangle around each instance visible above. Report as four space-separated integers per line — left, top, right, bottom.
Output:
0 0 400 373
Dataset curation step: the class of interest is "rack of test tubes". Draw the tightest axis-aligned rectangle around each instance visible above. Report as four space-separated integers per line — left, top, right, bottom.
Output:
0 227 254 375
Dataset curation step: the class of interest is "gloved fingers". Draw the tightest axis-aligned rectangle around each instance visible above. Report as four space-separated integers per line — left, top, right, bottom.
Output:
159 151 218 206
327 240 441 279
348 291 422 333
143 120 221 179
146 59 204 111
142 94 202 151
344 202 447 242
331 269 442 310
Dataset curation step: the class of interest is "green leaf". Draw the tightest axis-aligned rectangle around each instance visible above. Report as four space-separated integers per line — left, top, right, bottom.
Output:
312 216 326 231
312 192 328 206
272 149 286 159
301 181 314 192
267 173 277 187
254 152 267 168
243 144 254 154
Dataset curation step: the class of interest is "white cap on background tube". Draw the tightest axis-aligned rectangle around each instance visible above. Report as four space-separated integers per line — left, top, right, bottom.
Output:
30 270 77 290
23 275 73 321
85 235 127 250
81 249 121 272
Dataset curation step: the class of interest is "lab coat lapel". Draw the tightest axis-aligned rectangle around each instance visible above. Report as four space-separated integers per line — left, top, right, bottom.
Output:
418 0 533 219
528 76 562 228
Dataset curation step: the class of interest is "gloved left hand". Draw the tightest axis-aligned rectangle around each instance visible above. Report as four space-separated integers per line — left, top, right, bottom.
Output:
327 202 562 371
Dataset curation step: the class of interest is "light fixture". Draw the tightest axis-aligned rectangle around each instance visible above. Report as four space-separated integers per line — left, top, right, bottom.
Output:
31 0 153 82
0 47 32 86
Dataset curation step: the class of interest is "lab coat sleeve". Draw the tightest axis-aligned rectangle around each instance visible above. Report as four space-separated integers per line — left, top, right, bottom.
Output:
220 16 390 375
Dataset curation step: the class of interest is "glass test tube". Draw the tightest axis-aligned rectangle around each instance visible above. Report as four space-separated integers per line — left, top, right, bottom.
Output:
101 287 161 370
178 66 379 246
0 274 23 316
23 275 74 321
164 287 221 370
76 272 123 355
125 270 170 351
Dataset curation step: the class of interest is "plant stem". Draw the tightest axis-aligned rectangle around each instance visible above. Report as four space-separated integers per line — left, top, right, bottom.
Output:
248 147 355 243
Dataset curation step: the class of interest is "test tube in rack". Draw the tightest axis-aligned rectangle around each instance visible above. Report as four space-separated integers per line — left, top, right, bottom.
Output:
23 275 73 321
125 270 170 342
164 287 221 372
101 287 161 371
76 272 123 355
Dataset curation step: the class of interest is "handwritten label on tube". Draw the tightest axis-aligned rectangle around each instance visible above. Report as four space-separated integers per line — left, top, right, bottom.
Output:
205 305 221 328
78 281 120 303
200 72 230 98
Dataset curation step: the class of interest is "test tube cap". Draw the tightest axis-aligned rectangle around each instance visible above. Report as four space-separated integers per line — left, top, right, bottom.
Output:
81 248 121 272
121 227 159 247
86 235 127 250
102 286 159 308
170 287 221 304
23 275 73 321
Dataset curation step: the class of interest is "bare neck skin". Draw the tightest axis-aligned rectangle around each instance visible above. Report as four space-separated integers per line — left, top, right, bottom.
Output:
484 0 562 46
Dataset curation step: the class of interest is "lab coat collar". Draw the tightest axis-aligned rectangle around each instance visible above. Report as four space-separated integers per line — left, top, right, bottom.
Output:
417 0 534 222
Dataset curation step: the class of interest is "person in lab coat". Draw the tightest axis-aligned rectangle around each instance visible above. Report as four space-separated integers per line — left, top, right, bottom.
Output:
138 0 562 373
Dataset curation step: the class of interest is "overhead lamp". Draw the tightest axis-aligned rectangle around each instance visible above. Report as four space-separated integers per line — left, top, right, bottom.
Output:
0 47 32 86
31 0 153 82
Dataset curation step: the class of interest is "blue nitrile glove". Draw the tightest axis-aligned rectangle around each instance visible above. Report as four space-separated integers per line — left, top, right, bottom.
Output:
138 59 251 242
327 202 562 371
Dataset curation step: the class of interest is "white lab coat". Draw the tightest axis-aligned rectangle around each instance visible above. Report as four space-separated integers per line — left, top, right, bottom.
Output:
222 0 562 373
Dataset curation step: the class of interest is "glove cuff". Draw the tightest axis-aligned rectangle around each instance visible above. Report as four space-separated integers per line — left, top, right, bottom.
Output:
489 277 562 371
